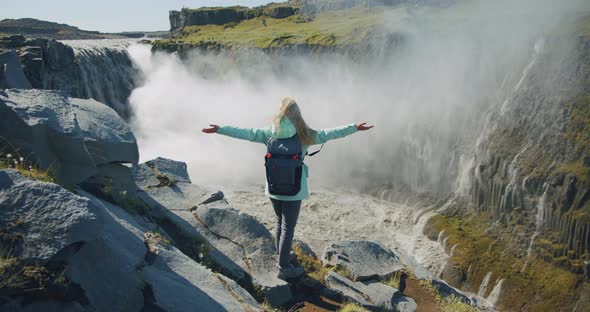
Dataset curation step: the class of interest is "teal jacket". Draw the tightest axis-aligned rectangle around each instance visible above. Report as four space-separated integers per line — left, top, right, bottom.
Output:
217 118 358 201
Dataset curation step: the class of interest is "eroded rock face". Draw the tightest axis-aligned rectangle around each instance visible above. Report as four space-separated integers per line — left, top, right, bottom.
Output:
322 240 404 281
0 89 138 185
0 50 32 89
0 169 102 262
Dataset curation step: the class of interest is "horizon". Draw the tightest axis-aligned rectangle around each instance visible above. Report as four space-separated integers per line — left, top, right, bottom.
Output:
0 0 273 33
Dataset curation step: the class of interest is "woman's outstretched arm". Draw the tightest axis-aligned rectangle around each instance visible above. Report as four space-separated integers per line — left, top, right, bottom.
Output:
202 124 272 144
313 122 374 145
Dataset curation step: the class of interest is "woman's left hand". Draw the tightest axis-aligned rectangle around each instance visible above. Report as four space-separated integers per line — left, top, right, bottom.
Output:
356 122 374 131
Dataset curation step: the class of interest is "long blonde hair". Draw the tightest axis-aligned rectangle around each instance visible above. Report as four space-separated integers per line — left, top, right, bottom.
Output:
274 97 316 146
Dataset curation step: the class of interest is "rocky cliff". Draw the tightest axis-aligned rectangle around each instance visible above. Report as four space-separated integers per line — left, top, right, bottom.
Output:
0 35 138 118
169 5 298 31
417 22 590 311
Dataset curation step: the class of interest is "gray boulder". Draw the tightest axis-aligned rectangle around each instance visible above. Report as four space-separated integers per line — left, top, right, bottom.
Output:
195 206 292 306
322 240 404 281
0 89 138 185
325 271 414 311
0 50 32 89
134 159 292 307
134 157 191 189
143 241 260 312
64 190 261 312
0 169 103 262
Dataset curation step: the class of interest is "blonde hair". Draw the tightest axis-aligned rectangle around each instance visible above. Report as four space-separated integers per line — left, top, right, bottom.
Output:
274 97 316 146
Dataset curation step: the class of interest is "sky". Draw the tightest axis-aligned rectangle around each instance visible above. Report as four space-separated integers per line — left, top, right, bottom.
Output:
0 0 273 32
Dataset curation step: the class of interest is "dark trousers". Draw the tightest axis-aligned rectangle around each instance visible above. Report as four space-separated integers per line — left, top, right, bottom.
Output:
270 198 302 269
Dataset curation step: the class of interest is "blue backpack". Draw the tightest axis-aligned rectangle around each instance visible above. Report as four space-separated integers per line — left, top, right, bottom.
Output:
265 134 304 196
265 134 323 196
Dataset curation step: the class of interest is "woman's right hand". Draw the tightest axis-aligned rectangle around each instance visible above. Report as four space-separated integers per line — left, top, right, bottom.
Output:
202 124 220 134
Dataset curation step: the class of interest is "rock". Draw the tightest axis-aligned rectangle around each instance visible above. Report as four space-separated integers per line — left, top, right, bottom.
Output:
143 242 260 312
134 157 191 189
45 39 75 70
321 240 403 281
67 190 260 312
431 279 472 305
0 50 32 89
18 46 44 88
0 34 26 48
396 248 435 280
439 258 465 288
200 191 225 205
134 160 292 307
393 296 418 312
195 206 292 307
0 169 103 262
0 89 138 185
324 271 411 311
145 157 191 184
293 239 317 258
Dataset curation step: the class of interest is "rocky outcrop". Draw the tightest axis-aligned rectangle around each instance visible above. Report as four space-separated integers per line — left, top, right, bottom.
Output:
0 170 260 311
0 89 138 185
470 36 590 273
321 240 404 281
0 50 32 89
325 271 416 311
0 35 137 117
133 157 292 307
169 5 297 31
0 169 102 262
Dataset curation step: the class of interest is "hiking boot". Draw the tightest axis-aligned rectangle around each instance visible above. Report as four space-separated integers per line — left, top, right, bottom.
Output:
278 264 304 280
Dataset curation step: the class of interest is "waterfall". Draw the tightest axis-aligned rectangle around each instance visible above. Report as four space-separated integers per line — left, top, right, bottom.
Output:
46 39 139 118
477 272 493 297
499 38 545 115
487 278 504 306
522 183 549 271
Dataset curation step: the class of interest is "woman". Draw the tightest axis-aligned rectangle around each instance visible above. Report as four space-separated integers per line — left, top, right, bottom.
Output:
202 97 373 280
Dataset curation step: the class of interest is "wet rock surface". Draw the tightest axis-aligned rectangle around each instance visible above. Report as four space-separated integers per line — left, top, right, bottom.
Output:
0 35 137 117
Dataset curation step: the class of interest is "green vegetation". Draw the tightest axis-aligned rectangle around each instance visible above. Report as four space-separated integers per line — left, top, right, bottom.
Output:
155 6 406 51
415 279 478 312
429 214 581 311
337 303 369 312
292 244 331 282
0 220 70 300
380 269 403 289
563 90 590 184
0 140 55 183
0 18 121 40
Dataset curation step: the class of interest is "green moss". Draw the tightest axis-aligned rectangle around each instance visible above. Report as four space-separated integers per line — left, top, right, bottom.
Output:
429 214 581 311
292 244 331 282
338 303 370 312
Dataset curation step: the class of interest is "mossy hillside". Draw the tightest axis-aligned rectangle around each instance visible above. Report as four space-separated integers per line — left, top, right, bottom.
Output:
155 6 407 51
429 213 581 311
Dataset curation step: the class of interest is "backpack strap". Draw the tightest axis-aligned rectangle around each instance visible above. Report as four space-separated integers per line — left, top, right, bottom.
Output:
306 144 324 157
